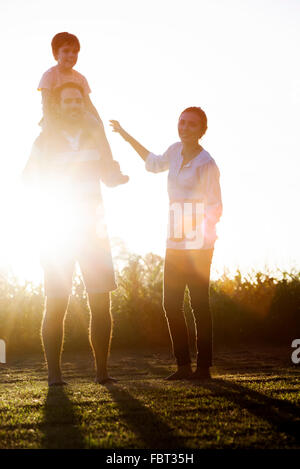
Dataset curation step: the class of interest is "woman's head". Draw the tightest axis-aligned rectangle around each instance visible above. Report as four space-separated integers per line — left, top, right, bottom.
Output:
178 107 207 144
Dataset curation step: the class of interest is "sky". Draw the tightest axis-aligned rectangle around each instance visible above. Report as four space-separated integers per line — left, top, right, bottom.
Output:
0 0 299 282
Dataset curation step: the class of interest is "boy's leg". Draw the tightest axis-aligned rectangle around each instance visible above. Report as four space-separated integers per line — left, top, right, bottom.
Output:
41 296 70 386
87 292 115 383
86 113 129 186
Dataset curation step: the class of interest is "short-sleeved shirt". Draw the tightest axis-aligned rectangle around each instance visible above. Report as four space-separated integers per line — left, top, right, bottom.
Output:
38 65 91 95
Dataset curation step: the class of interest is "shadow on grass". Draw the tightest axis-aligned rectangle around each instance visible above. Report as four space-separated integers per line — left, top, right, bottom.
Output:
41 386 85 449
105 382 186 449
129 356 175 378
143 363 170 378
197 378 300 444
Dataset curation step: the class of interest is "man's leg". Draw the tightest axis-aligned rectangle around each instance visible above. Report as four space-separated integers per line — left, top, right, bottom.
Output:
41 296 69 386
163 249 193 380
88 292 115 384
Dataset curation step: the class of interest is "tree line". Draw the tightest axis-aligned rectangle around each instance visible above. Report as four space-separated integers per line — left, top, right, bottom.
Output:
0 251 299 356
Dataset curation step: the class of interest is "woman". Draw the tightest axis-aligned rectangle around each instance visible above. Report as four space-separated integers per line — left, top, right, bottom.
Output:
110 107 222 380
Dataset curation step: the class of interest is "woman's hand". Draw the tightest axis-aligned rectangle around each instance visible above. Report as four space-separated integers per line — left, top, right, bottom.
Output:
109 120 128 140
109 120 150 161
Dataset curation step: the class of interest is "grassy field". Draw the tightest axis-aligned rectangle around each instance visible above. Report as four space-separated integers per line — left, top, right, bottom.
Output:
0 346 299 449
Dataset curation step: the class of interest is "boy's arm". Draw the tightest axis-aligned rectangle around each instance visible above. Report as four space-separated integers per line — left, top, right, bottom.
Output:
41 89 54 126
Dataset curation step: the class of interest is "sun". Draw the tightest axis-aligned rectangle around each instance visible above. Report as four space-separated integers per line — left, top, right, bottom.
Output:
1 179 99 286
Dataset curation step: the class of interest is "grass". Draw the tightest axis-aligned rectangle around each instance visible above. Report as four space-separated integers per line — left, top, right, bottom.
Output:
0 346 299 449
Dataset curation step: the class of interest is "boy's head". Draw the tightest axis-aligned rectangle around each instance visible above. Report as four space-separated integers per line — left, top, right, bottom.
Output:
51 32 80 69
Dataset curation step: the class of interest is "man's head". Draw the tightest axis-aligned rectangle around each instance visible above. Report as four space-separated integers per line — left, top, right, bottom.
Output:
51 32 80 70
54 82 85 126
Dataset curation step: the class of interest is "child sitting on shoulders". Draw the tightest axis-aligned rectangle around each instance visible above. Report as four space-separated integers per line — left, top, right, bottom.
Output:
38 31 128 187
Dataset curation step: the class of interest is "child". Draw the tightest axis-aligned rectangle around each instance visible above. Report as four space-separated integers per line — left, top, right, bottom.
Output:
38 32 128 186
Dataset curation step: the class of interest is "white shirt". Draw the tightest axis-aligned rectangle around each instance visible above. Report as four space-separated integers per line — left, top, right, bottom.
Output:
145 142 222 250
61 129 82 151
23 130 108 239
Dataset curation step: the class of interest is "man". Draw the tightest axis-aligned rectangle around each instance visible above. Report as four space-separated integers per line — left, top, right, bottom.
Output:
23 82 117 386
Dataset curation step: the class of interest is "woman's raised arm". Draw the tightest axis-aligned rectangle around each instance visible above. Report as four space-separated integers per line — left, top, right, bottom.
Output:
109 120 150 162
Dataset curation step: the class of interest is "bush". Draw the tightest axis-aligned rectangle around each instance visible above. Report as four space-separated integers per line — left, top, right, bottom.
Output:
0 254 299 356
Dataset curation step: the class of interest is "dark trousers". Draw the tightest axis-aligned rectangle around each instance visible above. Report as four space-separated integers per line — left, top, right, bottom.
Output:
163 248 214 368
